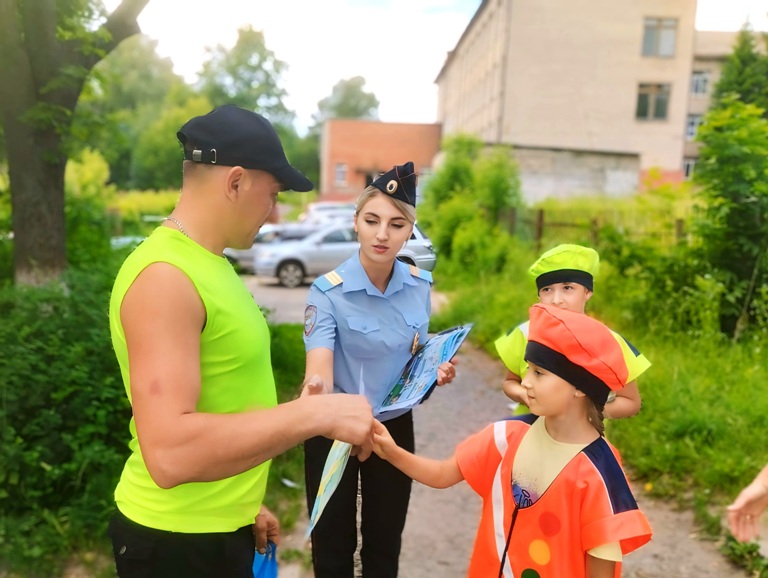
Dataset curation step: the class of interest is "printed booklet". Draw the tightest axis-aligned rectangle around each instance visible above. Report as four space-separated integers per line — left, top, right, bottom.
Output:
377 323 473 413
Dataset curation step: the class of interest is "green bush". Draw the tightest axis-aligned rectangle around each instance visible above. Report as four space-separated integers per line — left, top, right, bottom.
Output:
265 323 309 529
0 264 129 575
0 266 308 576
109 190 180 236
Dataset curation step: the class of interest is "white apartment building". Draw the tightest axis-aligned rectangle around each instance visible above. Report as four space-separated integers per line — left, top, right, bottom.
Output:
436 0 735 200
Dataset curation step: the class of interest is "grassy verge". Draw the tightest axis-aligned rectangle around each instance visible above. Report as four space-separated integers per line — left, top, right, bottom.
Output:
265 323 309 533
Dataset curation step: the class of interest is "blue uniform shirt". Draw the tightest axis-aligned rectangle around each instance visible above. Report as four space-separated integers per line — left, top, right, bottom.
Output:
303 252 432 421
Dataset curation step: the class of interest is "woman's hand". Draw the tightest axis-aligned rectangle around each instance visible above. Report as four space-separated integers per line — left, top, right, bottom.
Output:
300 374 331 396
436 357 459 385
727 476 768 542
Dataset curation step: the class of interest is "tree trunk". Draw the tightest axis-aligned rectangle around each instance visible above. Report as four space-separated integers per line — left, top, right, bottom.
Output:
0 0 150 286
6 114 68 284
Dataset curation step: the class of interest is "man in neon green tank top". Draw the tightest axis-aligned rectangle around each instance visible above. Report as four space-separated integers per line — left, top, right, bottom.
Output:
107 105 376 578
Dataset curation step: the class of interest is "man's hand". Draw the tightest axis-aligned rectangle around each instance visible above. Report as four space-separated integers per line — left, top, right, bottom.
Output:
252 505 280 554
318 393 374 461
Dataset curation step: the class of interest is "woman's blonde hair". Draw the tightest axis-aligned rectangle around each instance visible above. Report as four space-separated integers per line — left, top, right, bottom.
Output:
355 186 416 224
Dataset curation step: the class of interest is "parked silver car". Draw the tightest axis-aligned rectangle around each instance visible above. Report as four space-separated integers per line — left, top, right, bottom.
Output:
253 222 436 288
224 223 319 273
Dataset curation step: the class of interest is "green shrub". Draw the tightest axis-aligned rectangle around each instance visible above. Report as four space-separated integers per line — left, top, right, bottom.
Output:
0 267 309 575
109 190 179 236
0 264 129 575
265 323 309 529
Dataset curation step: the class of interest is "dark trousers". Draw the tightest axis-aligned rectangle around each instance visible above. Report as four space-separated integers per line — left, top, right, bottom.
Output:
304 411 415 578
107 509 255 578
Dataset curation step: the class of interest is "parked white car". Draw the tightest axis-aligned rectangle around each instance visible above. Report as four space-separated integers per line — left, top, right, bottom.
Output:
298 202 357 226
253 222 436 288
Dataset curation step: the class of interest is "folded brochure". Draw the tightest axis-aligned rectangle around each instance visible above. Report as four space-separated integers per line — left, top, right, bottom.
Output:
377 323 473 413
306 324 472 538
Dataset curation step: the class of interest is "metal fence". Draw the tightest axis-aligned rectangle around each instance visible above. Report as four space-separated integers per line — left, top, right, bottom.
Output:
501 206 690 251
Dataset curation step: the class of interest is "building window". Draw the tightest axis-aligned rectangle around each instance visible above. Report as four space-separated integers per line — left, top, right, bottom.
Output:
642 17 677 57
683 158 696 180
686 114 703 140
690 70 710 95
636 84 671 120
334 163 348 186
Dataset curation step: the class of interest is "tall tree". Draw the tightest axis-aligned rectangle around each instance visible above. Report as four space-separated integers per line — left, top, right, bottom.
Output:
73 33 185 188
712 26 768 116
310 76 379 132
197 26 294 129
694 96 768 337
130 95 212 190
0 0 150 285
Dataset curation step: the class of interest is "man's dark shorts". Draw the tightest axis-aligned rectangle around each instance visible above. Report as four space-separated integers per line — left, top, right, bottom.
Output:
107 510 255 578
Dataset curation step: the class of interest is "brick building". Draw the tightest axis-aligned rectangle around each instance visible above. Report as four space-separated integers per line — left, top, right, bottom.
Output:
318 119 441 203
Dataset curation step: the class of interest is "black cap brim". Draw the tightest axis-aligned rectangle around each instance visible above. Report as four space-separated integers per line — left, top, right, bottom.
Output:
272 163 313 192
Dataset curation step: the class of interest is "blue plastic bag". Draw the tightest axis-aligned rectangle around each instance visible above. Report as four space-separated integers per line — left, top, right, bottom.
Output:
252 541 278 578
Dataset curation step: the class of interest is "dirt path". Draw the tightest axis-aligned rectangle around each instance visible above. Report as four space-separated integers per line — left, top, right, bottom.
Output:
282 343 748 577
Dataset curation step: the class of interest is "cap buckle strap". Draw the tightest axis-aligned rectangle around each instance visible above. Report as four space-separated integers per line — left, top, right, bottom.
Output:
190 148 217 164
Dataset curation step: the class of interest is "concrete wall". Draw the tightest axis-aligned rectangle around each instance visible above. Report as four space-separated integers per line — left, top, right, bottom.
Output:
513 147 640 202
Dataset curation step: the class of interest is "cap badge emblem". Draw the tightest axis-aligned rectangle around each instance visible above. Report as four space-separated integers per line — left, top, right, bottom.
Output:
386 180 398 194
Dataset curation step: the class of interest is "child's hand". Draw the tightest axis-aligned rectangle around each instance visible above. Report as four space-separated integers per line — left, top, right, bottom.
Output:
372 419 398 460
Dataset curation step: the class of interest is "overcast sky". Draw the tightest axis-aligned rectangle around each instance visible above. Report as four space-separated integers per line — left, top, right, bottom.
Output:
104 0 768 133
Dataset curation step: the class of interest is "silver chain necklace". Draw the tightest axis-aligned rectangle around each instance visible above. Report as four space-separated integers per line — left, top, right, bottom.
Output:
163 216 188 238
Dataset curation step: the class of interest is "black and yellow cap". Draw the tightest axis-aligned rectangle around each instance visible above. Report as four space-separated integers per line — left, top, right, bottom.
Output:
528 244 600 291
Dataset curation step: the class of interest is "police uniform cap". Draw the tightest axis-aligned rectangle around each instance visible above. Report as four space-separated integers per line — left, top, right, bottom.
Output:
177 104 313 192
529 244 599 291
370 161 418 207
525 304 628 406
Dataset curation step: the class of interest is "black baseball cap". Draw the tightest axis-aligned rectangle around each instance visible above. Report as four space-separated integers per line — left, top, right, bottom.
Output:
177 105 313 192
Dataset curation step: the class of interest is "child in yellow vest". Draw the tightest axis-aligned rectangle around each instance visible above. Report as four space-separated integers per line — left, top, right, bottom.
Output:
495 244 649 418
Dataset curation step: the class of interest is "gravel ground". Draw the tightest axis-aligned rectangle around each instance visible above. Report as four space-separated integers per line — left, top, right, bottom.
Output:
281 343 751 578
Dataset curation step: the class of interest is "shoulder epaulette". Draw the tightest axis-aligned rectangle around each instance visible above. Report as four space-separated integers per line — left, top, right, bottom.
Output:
315 270 343 292
408 264 433 284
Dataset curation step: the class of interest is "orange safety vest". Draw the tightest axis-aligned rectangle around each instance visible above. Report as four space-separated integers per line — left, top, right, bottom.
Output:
456 415 651 578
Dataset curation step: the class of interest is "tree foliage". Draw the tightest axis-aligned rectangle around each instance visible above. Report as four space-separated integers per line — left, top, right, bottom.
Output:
419 134 521 259
130 95 213 190
72 34 186 188
197 26 294 128
311 76 379 131
694 96 768 337
712 27 768 116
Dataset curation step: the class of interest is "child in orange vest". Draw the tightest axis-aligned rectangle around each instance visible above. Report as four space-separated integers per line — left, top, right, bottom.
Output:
373 304 652 578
